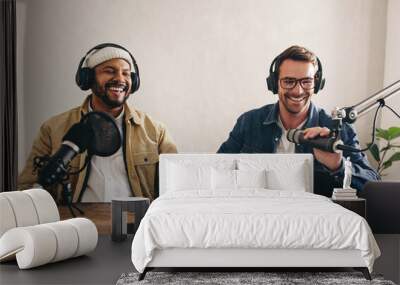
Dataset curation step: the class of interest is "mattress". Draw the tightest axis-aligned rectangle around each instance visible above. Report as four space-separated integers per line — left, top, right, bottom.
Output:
131 190 380 273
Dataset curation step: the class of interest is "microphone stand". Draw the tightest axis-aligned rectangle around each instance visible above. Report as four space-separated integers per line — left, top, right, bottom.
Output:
329 80 400 152
62 182 84 218
332 79 400 124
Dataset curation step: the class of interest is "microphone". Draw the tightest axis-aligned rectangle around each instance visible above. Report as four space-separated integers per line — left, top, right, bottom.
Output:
287 128 344 153
36 123 92 187
35 111 122 188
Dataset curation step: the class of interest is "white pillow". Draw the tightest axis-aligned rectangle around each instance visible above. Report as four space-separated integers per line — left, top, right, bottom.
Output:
267 165 307 191
237 169 267 188
211 168 236 190
238 158 308 191
167 162 212 191
211 169 268 190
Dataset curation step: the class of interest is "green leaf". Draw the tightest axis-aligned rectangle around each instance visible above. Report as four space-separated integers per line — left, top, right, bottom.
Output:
382 161 392 170
387 127 400 140
368 143 380 162
382 152 400 169
375 128 389 140
387 152 400 163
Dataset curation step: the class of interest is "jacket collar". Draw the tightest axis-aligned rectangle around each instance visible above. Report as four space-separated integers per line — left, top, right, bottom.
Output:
80 95 142 125
262 102 280 126
263 101 320 129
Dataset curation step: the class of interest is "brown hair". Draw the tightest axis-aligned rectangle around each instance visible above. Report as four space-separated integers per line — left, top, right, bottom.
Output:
275 45 317 76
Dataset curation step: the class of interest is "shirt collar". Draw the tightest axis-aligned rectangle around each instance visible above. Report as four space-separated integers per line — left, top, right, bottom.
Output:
277 114 307 131
262 102 280 125
263 101 320 129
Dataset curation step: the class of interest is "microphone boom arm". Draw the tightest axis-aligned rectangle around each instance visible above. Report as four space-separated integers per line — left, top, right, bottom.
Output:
333 80 400 124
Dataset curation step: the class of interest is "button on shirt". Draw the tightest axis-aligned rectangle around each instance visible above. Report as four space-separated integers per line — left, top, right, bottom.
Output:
276 116 306 154
82 107 132 202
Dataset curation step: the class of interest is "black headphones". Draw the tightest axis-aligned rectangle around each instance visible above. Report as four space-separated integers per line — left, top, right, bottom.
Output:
75 43 140 94
266 55 325 94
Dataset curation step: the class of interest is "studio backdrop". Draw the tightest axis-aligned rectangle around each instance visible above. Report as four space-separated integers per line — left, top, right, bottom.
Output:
16 0 399 180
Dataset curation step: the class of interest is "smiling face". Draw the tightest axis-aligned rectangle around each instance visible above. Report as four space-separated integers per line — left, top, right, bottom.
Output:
91 58 132 111
277 59 316 116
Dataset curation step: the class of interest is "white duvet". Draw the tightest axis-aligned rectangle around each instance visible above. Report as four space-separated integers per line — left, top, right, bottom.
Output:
131 190 380 273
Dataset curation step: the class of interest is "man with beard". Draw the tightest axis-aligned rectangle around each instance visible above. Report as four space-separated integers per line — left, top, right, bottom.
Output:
18 43 177 204
217 45 379 196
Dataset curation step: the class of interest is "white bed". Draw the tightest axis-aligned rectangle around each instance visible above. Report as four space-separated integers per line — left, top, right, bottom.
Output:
131 154 380 280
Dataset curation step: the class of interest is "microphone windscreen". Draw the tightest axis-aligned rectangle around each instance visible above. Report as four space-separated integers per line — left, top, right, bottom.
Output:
62 122 92 152
81 112 121 157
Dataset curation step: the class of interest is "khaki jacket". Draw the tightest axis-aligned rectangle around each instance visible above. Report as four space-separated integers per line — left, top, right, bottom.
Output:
18 96 177 203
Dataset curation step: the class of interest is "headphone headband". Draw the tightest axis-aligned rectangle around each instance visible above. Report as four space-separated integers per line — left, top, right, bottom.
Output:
75 43 140 94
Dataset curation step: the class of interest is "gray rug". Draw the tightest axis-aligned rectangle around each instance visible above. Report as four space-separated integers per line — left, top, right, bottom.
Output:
116 271 396 285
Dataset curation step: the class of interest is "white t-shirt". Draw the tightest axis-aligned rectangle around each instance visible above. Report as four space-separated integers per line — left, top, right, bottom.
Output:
276 116 307 154
81 107 132 202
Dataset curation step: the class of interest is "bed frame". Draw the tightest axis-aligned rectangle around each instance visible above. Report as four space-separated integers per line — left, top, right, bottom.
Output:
141 248 370 280
138 154 371 280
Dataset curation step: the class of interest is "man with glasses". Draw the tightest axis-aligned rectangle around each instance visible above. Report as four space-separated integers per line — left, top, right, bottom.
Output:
217 45 379 196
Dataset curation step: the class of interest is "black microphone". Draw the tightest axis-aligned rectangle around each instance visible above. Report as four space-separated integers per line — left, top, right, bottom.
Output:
37 122 92 187
35 111 122 188
287 128 344 153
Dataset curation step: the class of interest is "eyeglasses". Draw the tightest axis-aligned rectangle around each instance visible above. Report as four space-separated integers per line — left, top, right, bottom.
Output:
279 77 315 90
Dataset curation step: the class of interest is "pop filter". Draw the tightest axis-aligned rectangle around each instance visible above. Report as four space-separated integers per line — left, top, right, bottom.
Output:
35 111 121 188
81 111 122 157
34 111 121 216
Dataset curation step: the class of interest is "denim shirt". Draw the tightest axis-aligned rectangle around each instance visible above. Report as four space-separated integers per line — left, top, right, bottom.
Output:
217 102 380 193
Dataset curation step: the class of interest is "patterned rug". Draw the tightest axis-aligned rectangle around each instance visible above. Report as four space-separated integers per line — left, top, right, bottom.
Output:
116 271 396 285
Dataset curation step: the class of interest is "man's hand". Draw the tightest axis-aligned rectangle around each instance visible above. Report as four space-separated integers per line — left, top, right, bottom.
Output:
303 127 342 171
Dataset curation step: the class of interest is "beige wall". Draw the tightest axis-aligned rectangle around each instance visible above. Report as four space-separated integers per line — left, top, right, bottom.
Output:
17 0 393 180
381 0 400 180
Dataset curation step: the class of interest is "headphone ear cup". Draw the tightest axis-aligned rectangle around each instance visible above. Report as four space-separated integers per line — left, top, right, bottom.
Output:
313 73 325 94
313 57 325 94
266 72 278 94
266 76 273 92
273 72 278 94
319 78 326 91
130 72 140 94
77 67 94 91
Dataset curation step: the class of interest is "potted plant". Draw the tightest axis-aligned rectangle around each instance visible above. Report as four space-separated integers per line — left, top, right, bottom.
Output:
368 127 400 176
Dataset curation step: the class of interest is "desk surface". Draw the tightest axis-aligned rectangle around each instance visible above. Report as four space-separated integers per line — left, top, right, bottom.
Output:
0 236 134 285
59 203 113 235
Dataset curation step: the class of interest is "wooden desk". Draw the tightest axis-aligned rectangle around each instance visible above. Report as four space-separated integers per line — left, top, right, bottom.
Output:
58 203 114 235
